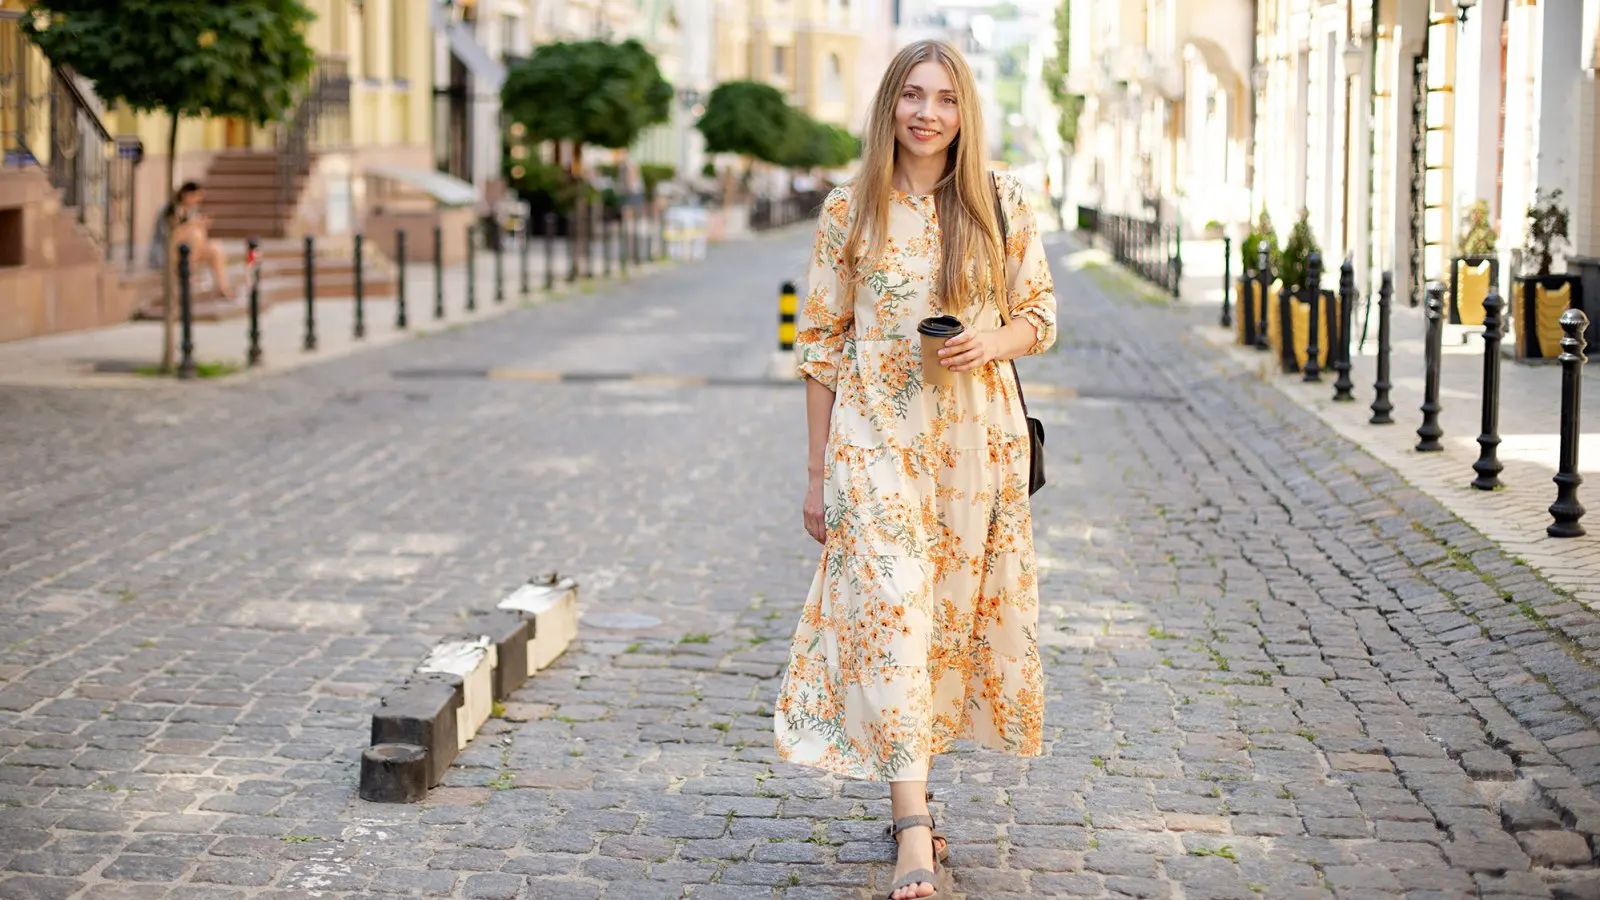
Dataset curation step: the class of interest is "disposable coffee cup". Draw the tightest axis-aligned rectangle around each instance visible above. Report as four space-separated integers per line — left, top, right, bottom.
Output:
917 315 965 388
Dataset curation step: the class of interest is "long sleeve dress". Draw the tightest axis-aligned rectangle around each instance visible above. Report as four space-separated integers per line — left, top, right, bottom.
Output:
774 172 1059 783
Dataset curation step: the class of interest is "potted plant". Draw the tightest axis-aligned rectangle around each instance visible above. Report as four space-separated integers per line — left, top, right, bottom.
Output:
1236 209 1281 347
1270 209 1336 373
1450 199 1498 326
1517 188 1582 359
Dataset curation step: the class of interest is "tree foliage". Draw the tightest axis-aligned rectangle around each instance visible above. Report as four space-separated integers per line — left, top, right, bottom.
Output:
1241 209 1283 277
501 39 673 152
1279 209 1321 291
776 110 859 170
1041 0 1083 147
696 81 794 164
1457 199 1497 257
24 0 317 126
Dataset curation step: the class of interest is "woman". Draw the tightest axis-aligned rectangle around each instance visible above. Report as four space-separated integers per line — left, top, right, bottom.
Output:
773 39 1058 899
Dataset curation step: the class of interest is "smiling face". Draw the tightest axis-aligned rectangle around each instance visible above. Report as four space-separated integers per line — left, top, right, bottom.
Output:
894 60 961 165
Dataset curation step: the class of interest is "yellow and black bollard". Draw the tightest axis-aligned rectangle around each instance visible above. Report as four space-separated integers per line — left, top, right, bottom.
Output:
778 281 798 352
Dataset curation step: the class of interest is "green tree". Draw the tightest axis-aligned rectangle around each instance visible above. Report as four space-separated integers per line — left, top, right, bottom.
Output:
1279 209 1321 291
501 39 673 164
697 81 795 198
24 0 317 372
1041 0 1083 147
502 39 671 267
775 111 859 171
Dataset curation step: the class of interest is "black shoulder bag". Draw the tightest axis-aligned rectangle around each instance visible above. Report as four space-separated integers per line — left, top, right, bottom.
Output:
991 174 1046 496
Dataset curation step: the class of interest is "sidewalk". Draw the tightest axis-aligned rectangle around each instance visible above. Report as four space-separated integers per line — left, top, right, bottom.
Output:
1169 236 1600 608
0 238 664 389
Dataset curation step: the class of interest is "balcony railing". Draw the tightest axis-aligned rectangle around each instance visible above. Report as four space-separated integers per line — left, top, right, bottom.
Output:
1 10 142 264
275 55 352 220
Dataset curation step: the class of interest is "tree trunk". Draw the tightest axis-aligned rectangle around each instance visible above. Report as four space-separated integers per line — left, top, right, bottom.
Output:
569 140 587 277
159 115 179 373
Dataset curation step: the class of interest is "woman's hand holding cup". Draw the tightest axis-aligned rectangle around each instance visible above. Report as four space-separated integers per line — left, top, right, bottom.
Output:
938 329 1000 373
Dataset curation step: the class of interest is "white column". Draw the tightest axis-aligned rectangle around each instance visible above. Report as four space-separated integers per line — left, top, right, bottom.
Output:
1533 0 1584 256
1500 0 1538 256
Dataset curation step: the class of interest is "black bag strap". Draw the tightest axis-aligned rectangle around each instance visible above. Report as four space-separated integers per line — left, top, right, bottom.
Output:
990 173 1030 417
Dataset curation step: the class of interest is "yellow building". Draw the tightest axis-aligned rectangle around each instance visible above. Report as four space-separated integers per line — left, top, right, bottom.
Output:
714 0 865 130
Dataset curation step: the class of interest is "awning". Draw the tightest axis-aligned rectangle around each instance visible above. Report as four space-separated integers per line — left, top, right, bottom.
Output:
430 1 506 90
363 165 480 207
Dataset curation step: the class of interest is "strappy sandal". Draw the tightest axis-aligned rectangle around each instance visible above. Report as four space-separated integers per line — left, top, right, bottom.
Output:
884 814 945 898
885 799 949 863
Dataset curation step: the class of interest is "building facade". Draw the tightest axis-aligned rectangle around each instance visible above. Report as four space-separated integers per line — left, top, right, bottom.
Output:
1071 0 1600 311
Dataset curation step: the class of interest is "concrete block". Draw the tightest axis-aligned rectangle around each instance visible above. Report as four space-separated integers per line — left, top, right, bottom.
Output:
467 609 532 701
359 743 428 803
417 637 497 749
498 575 579 672
369 673 462 787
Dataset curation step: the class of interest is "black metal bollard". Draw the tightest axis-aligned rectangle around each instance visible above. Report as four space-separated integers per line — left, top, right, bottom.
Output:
1416 282 1445 451
1303 251 1323 382
466 223 477 312
353 233 366 340
1548 309 1590 537
1255 247 1271 352
567 209 579 284
303 235 317 352
1332 256 1356 400
1220 236 1232 328
177 243 197 379
246 238 263 367
520 215 531 296
1171 223 1182 297
1471 288 1507 490
433 225 445 319
603 213 613 278
493 217 505 304
395 229 408 329
1371 271 1395 424
619 212 629 277
544 212 556 291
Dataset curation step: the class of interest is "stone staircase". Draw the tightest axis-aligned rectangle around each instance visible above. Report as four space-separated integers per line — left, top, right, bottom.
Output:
197 152 310 240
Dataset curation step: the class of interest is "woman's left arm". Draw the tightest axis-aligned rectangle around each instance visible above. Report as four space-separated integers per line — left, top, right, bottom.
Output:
940 177 1059 372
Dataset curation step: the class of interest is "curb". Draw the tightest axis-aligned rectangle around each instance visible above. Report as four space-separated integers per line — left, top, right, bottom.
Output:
358 574 579 804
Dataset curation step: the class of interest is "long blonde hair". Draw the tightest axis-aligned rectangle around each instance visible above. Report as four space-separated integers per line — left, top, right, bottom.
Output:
840 39 1004 316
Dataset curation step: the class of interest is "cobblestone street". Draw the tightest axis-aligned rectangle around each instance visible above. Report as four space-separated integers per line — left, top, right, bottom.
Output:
8 227 1600 899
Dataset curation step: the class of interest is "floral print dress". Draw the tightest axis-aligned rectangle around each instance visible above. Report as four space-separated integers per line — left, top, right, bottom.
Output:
774 172 1059 782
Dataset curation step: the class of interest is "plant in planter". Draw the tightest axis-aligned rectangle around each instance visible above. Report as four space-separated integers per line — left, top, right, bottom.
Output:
1450 200 1499 325
1235 210 1282 346
1517 188 1582 358
1270 209 1333 373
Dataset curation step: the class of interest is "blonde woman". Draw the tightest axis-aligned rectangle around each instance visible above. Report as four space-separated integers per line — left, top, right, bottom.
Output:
773 39 1059 900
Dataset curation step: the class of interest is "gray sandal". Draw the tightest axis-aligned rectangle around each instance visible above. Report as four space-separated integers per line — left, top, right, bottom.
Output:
885 799 950 863
885 814 945 898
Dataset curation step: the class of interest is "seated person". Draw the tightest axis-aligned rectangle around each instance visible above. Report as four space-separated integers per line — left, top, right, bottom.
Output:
148 181 234 298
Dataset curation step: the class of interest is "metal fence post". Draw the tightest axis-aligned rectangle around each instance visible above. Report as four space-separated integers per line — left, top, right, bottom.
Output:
1471 288 1507 490
353 233 366 340
1548 310 1590 537
1371 271 1394 424
178 244 197 379
303 235 317 352
246 238 262 367
395 229 408 330
1416 282 1445 451
1220 236 1232 328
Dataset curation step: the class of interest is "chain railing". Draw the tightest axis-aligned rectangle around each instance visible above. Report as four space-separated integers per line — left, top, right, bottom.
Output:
1 10 141 263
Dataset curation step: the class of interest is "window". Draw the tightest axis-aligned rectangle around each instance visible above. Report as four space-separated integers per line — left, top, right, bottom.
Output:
772 46 789 79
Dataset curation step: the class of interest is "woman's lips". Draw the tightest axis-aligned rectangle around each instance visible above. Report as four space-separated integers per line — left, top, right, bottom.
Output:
909 127 940 141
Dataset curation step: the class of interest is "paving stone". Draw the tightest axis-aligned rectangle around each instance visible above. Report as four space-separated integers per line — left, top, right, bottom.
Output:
9 233 1600 900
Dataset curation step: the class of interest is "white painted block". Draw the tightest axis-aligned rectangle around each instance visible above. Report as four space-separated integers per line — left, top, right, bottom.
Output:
499 576 579 672
416 638 497 749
